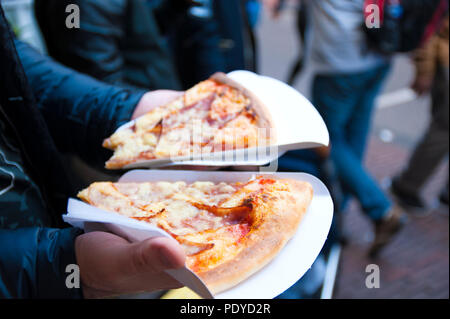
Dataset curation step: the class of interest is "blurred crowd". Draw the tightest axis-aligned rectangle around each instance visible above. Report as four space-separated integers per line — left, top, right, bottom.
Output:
34 0 260 90
0 0 448 299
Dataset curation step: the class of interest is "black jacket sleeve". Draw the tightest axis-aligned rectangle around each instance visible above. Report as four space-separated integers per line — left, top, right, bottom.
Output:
0 227 84 298
15 40 145 166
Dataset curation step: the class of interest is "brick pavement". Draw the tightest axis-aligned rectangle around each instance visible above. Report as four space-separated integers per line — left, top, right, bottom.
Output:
333 136 449 299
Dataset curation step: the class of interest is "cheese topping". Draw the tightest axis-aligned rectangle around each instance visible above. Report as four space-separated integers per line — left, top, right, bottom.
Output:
77 177 290 273
103 78 272 169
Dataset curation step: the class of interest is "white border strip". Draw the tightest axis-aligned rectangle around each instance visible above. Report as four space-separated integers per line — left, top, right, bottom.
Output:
320 244 342 299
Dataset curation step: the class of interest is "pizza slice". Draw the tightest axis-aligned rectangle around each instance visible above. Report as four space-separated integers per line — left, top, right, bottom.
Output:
77 176 313 294
103 73 275 169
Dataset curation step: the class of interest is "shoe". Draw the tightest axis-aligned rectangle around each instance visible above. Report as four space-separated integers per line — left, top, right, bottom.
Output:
390 178 426 210
368 205 407 259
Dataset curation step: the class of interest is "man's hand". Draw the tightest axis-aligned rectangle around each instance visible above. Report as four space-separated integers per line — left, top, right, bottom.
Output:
411 75 433 95
75 231 186 298
132 90 184 120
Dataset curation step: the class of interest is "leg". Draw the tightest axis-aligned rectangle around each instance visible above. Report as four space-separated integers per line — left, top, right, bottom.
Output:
346 64 391 160
313 72 392 221
330 137 392 221
393 67 449 197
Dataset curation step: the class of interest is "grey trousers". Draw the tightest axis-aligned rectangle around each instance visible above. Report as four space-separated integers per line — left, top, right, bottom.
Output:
396 66 449 195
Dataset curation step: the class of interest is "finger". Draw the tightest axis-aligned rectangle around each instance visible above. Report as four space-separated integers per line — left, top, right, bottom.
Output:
104 236 185 295
131 237 186 274
156 90 184 105
99 268 183 297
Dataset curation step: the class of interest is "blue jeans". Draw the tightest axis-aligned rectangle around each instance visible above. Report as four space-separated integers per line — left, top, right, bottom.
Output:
312 64 391 221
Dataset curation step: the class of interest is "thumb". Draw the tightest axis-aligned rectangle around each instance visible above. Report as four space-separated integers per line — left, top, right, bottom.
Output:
132 90 184 119
130 237 186 274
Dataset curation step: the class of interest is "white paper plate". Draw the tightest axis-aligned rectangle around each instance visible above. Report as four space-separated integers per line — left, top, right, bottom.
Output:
64 170 333 299
113 71 329 169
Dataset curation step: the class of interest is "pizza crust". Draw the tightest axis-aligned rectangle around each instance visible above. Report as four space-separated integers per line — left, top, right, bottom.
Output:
196 179 313 294
210 72 275 134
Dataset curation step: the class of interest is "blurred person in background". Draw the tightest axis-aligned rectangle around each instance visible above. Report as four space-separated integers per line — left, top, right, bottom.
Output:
212 0 260 74
265 0 310 85
391 14 449 213
34 0 184 91
0 3 186 298
157 0 260 89
151 0 225 89
35 0 260 91
267 0 406 258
